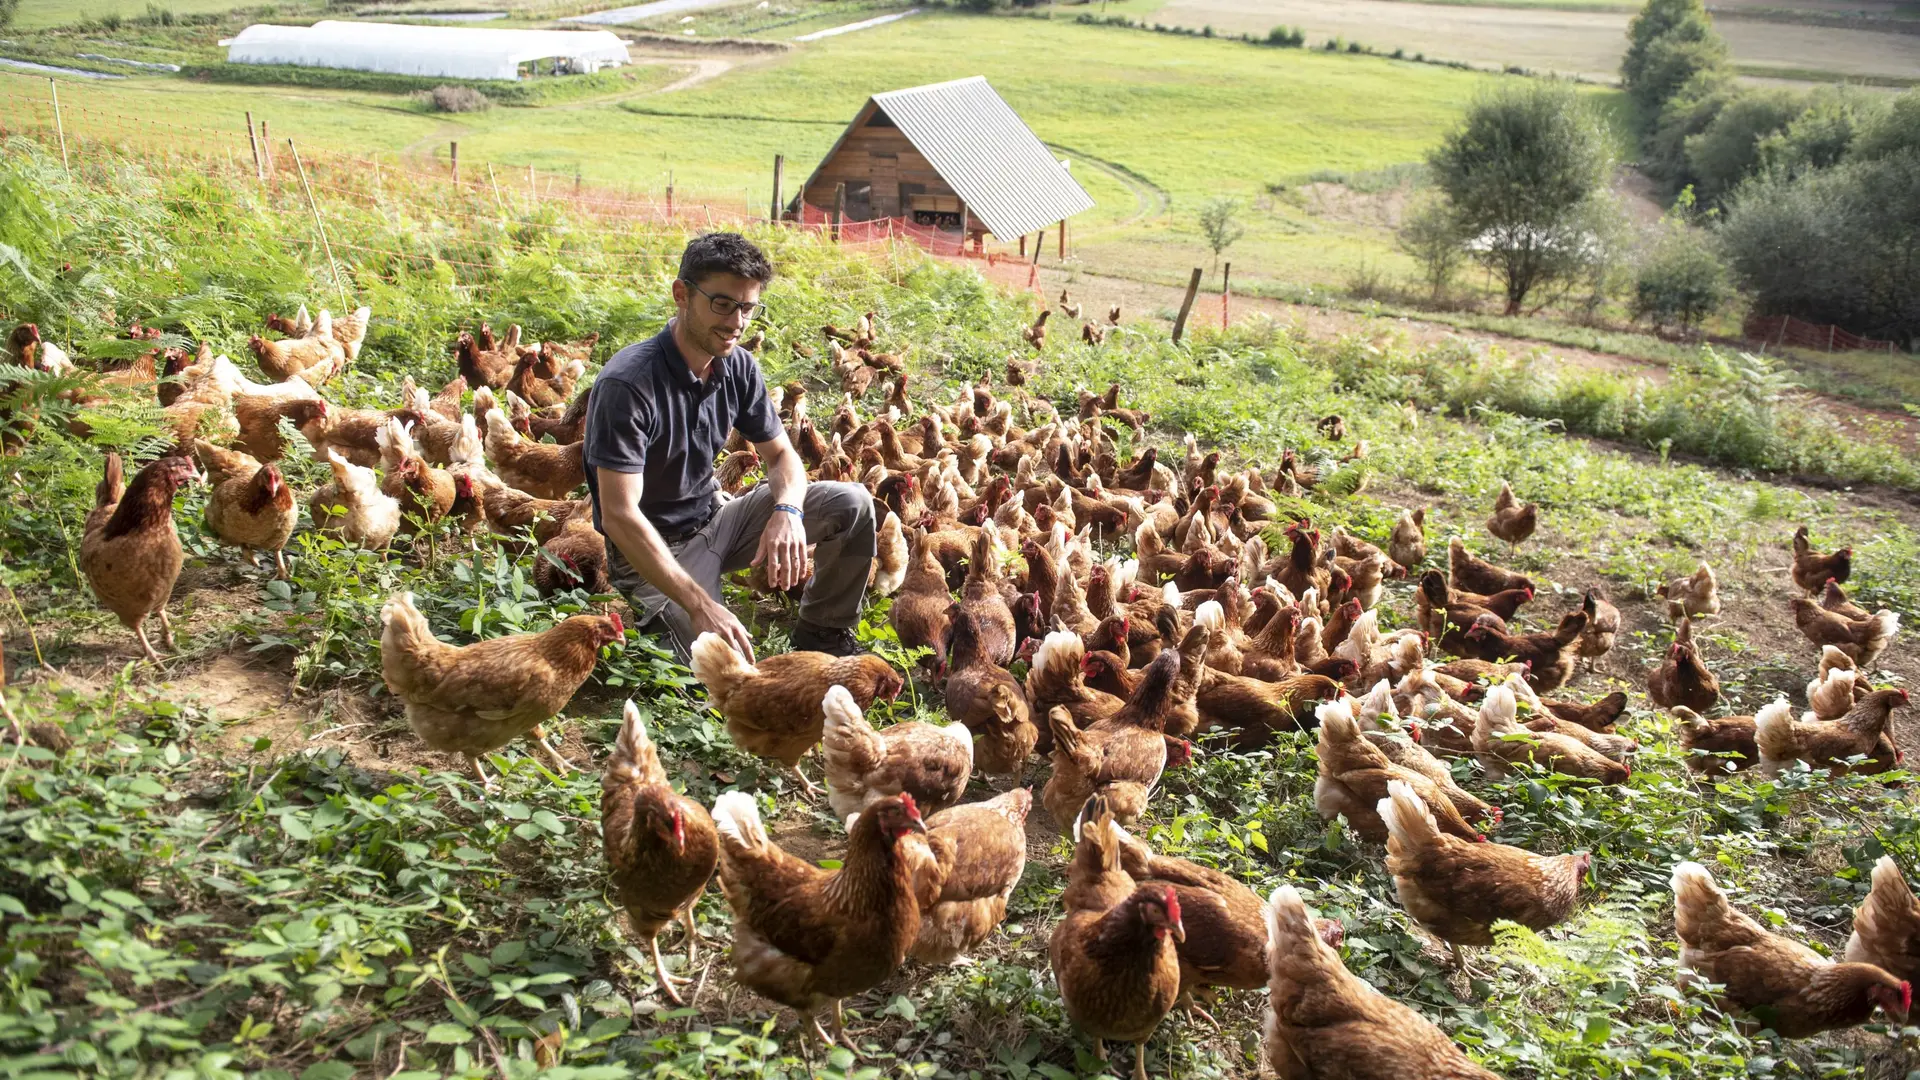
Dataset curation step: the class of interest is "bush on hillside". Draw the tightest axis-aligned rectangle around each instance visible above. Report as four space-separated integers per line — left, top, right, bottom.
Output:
1265 25 1305 46
1719 147 1920 346
1426 81 1614 315
0 0 21 28
1397 193 1467 303
1757 86 1883 179
1850 88 1920 161
1632 190 1729 334
413 85 493 113
1683 89 1802 205
1642 70 1736 191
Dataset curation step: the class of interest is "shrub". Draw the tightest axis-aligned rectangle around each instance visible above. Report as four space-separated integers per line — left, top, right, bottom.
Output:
0 0 17 28
1196 196 1246 279
1757 85 1884 179
1427 81 1613 314
1396 192 1468 303
142 2 174 25
1265 25 1304 46
1683 89 1802 205
416 85 493 113
1719 147 1920 346
1632 191 1729 333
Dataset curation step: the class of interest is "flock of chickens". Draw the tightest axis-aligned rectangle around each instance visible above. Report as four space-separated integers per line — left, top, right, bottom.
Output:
16 295 1918 1077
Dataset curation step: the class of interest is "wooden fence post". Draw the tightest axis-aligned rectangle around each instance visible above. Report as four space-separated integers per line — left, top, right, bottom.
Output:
260 120 273 175
1058 220 1065 259
286 140 348 310
957 204 969 254
770 153 784 223
245 110 262 181
667 169 675 219
1221 261 1231 330
832 182 846 242
1172 267 1203 345
1828 324 1836 352
48 79 68 177
450 140 458 182
527 163 536 203
486 162 506 218
1018 234 1026 259
1028 229 1043 289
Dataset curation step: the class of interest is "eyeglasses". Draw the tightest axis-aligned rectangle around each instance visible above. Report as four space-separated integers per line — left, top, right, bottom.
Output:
681 279 765 320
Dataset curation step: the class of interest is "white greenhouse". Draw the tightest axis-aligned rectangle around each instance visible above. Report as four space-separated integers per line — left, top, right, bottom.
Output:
224 21 630 82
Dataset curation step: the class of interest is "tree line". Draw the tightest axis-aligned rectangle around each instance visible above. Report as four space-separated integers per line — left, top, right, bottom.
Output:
1401 0 1917 348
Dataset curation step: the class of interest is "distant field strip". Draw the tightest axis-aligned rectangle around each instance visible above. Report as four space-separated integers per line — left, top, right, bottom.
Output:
792 7 922 40
1148 0 1920 80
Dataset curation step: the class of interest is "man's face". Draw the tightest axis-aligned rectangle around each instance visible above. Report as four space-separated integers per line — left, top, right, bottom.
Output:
673 272 762 360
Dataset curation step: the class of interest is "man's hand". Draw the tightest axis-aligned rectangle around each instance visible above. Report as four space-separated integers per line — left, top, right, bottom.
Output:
752 509 809 592
689 592 757 664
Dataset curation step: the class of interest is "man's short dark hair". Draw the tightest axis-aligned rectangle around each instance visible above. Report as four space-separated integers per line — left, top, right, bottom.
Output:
678 233 774 287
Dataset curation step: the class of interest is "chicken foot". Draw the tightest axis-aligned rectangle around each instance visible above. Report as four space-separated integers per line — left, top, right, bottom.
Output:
156 609 176 652
680 906 703 965
1131 1040 1149 1080
465 753 495 790
648 935 693 1006
787 763 823 800
527 725 572 774
273 548 290 580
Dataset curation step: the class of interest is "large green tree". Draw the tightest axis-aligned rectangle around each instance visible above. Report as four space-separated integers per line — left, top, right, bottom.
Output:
1621 0 1726 115
1427 82 1614 315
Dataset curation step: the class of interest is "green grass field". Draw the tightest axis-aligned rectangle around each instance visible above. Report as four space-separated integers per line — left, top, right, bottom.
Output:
8 0 254 29
2 11 1529 290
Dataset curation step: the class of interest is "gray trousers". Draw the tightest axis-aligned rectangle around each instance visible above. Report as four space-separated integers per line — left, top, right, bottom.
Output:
607 481 876 656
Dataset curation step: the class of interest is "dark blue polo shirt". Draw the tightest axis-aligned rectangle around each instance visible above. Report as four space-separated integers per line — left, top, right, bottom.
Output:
584 322 781 536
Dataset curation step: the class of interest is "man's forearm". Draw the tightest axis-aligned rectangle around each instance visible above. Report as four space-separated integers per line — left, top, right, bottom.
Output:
765 446 807 508
603 510 711 614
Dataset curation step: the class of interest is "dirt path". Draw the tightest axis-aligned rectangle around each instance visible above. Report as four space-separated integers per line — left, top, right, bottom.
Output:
640 56 737 95
1042 265 1920 450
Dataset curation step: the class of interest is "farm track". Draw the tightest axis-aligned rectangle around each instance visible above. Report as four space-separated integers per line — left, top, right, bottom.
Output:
1044 142 1171 231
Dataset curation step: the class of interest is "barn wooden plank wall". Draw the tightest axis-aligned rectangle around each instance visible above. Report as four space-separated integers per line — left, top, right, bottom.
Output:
800 102 960 223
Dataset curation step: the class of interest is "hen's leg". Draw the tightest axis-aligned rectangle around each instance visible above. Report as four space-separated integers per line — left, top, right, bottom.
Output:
648 935 689 1005
828 1000 862 1057
681 906 701 964
528 725 572 774
134 621 161 663
156 610 176 652
1132 1041 1148 1080
274 549 289 580
788 762 822 800
466 754 495 789
1093 1038 1107 1063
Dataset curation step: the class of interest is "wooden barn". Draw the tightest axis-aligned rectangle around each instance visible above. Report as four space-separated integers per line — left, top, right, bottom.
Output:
791 76 1094 245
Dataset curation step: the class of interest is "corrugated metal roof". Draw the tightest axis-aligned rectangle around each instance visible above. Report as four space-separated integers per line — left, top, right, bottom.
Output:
806 76 1093 240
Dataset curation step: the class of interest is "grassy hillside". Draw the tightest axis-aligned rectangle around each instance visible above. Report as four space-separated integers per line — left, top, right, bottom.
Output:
2 135 1919 1079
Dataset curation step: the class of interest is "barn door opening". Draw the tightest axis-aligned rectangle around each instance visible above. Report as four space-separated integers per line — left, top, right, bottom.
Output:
845 181 873 222
870 153 900 219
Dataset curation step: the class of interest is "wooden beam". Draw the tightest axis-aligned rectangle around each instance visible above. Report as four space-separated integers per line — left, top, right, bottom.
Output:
832 181 846 242
1172 267 1203 344
1058 220 1066 259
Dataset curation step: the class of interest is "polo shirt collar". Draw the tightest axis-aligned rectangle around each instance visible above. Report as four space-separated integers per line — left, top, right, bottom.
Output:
658 320 723 394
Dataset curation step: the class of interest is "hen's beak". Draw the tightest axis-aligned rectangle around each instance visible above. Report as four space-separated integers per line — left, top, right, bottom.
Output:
1169 917 1186 944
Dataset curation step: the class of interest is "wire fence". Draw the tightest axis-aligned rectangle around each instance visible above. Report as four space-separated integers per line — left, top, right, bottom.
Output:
1743 313 1901 356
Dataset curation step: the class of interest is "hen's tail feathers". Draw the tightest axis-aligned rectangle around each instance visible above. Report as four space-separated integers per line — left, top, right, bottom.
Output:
1820 644 1857 678
1504 672 1544 712
1315 696 1359 745
821 684 885 777
936 717 976 764
1194 600 1225 633
1493 481 1515 512
1379 778 1442 852
450 415 484 468
609 700 665 787
1480 684 1519 733
1049 706 1086 765
1753 699 1800 766
1672 707 1710 737
1852 857 1917 963
1356 679 1398 729
482 409 518 458
711 790 767 852
689 632 754 699
96 453 124 510
1670 860 1732 935
378 591 435 651
1265 885 1328 977
1032 630 1085 688
1863 612 1900 661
